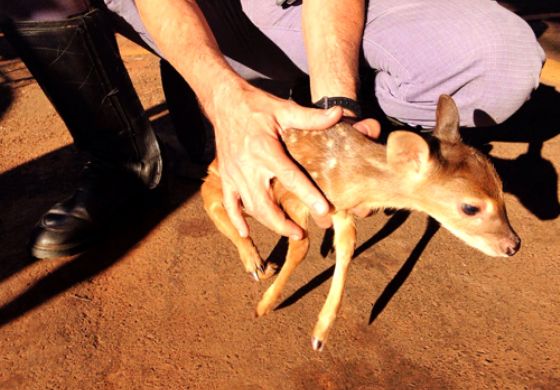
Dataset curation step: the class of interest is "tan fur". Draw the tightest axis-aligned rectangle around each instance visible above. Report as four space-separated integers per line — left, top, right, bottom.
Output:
201 95 520 351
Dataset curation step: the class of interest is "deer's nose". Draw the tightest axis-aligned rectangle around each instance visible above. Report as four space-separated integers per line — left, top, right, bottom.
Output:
502 234 521 257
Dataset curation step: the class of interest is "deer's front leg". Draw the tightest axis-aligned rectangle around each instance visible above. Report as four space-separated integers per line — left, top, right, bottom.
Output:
311 211 356 351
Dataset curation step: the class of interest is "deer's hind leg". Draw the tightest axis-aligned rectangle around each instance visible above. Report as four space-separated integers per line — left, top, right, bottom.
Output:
256 195 310 317
201 173 265 281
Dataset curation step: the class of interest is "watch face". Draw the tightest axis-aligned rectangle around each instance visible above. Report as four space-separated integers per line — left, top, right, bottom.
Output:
313 97 362 117
276 0 298 6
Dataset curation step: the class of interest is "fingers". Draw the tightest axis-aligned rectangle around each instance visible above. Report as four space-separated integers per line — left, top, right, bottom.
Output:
222 170 304 239
350 206 374 219
277 102 380 140
214 94 346 240
255 193 304 239
278 103 343 130
310 212 333 229
269 148 331 221
353 118 381 139
222 182 249 238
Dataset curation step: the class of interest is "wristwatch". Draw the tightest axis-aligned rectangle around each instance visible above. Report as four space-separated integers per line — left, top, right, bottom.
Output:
276 0 298 6
313 96 362 118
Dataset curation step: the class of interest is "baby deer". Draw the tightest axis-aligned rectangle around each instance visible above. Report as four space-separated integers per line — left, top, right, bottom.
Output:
201 95 520 351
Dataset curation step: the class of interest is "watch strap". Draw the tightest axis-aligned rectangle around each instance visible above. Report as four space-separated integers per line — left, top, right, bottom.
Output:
312 96 362 118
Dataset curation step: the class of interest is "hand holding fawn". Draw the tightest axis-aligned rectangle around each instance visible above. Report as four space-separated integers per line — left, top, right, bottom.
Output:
201 95 520 351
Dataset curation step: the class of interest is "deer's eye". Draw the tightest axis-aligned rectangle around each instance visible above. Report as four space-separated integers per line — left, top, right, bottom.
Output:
461 204 480 216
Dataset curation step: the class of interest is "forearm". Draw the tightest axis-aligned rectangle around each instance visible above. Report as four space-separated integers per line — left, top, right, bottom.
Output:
135 0 251 122
302 0 365 102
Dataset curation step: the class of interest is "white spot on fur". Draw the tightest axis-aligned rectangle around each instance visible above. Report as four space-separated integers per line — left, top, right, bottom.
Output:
326 139 334 148
327 158 337 169
365 157 386 171
310 171 319 179
344 144 351 151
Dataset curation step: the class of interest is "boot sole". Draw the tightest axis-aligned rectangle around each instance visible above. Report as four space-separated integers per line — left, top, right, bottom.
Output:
30 238 97 260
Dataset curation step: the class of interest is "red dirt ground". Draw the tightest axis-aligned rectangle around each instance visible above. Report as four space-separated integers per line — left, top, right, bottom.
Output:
0 22 559 389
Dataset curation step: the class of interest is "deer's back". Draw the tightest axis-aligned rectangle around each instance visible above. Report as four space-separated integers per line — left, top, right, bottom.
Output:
281 122 387 210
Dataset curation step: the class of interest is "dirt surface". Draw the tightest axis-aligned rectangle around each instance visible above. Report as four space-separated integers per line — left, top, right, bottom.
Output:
1 21 560 390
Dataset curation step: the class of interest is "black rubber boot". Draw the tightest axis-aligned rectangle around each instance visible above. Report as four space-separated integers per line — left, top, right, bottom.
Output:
2 8 163 259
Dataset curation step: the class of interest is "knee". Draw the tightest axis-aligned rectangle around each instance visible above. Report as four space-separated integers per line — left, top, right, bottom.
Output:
467 9 545 126
371 2 545 128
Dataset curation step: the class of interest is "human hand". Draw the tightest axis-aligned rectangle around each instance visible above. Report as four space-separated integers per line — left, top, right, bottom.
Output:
209 84 343 239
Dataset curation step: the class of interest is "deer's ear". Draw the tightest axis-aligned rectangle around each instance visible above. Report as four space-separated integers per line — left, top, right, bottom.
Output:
433 95 461 144
387 131 431 176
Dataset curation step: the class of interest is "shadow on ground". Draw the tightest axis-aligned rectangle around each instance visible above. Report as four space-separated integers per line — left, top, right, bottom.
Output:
1 65 558 334
465 84 560 221
0 104 200 329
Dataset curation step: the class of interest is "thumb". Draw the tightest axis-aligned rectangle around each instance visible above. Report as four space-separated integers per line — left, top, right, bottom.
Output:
278 103 343 130
353 118 381 139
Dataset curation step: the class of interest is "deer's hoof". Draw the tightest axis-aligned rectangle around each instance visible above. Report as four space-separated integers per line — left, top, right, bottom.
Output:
311 337 324 352
255 301 271 318
260 262 278 280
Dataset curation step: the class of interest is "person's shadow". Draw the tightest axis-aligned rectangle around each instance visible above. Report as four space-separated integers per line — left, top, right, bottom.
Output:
0 101 201 328
465 84 560 221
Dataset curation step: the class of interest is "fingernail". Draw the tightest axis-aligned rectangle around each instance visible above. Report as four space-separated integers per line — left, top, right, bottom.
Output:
313 201 328 215
325 107 338 115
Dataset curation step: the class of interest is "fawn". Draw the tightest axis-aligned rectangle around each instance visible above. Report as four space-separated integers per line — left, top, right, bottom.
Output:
201 95 521 351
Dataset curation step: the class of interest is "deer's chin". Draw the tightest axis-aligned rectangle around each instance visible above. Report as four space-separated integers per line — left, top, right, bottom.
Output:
462 236 508 258
467 241 509 258
442 225 509 258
